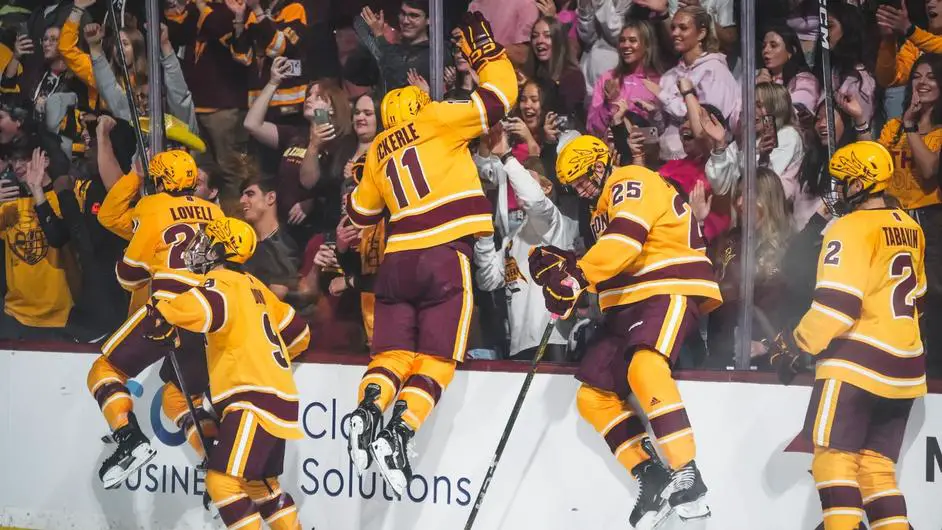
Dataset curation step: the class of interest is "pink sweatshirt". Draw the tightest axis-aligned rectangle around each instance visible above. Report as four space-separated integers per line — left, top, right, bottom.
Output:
586 68 660 137
658 52 742 161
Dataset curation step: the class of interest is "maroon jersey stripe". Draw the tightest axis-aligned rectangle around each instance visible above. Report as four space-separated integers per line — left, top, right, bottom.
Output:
823 339 925 380
387 195 492 236
813 287 863 320
596 260 714 293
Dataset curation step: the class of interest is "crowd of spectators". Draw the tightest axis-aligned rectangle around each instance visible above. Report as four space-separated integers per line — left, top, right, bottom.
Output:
0 0 941 376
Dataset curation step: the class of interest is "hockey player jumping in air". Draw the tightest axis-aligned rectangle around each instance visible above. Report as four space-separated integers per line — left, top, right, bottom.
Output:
87 151 224 488
343 12 518 497
145 217 310 530
770 141 926 530
528 135 723 529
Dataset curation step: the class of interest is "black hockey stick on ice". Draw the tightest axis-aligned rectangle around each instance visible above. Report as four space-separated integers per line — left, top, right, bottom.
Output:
464 317 557 530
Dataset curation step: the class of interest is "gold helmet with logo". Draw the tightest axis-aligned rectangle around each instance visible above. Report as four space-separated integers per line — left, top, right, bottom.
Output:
184 217 257 274
555 134 611 186
149 150 198 192
828 141 894 195
381 86 431 129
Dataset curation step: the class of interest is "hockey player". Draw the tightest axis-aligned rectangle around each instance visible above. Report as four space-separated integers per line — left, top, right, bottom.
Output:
344 12 517 496
87 150 224 488
144 217 310 530
528 135 722 529
770 141 925 530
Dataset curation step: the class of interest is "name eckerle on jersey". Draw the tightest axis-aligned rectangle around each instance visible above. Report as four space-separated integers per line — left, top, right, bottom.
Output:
375 123 421 161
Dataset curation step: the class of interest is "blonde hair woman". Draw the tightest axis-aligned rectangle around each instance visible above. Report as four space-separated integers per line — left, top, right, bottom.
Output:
650 6 741 161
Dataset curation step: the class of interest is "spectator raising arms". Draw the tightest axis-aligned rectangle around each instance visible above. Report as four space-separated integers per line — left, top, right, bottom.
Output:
877 54 942 374
59 0 148 114
758 26 820 114
652 6 741 161
586 20 664 138
355 0 434 96
228 0 312 115
525 16 586 123
244 57 351 245
474 127 579 361
813 3 876 126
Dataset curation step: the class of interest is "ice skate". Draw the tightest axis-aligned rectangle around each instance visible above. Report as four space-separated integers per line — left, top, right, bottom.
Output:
665 460 711 521
99 412 156 489
370 400 414 497
348 383 383 475
629 441 673 530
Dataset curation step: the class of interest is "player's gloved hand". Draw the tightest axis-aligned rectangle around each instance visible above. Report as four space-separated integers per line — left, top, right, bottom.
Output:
768 330 813 385
528 245 577 287
541 267 587 320
141 303 179 346
455 11 505 70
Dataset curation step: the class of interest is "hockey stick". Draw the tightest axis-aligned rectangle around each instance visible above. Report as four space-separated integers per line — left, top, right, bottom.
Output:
464 317 557 530
104 0 153 195
166 339 212 462
818 0 841 216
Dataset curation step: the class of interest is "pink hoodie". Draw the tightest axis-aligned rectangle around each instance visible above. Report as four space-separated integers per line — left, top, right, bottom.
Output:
658 52 742 161
586 68 660 137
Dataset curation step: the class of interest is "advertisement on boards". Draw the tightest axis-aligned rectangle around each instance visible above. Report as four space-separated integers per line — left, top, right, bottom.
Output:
1 350 942 529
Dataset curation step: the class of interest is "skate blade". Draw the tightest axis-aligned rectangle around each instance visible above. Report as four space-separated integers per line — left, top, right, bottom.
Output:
369 439 407 498
676 498 711 521
633 503 674 530
348 417 370 476
102 444 157 489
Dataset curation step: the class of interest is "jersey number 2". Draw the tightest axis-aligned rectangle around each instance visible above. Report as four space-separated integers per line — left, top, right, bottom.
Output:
163 224 200 269
890 253 918 319
386 147 430 209
263 313 291 369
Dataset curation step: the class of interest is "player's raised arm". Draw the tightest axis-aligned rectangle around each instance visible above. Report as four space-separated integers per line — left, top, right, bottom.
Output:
430 12 518 141
154 281 228 336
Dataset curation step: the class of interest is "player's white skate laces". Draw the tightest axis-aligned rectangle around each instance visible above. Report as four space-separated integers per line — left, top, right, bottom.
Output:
371 435 417 497
665 462 711 521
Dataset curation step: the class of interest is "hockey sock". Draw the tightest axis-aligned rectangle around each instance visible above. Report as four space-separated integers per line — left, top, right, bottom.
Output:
627 348 695 470
162 383 218 460
812 447 865 530
575 384 650 471
358 349 415 412
399 354 456 432
87 356 132 431
244 478 301 530
206 470 262 530
859 449 909 529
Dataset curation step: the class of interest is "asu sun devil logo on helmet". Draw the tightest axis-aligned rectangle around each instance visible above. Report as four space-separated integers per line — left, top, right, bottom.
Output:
149 150 198 192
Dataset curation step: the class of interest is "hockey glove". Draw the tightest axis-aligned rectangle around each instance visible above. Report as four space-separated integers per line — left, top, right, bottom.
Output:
528 245 578 287
768 329 812 385
455 11 505 70
541 267 587 320
141 303 179 347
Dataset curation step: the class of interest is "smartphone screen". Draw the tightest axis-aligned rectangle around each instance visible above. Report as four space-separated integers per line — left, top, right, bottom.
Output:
313 108 331 125
761 115 779 149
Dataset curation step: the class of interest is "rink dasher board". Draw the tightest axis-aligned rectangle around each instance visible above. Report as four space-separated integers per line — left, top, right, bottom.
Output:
1 349 941 530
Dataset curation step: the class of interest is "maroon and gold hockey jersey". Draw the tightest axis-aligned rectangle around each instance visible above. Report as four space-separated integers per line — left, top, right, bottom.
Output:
156 268 311 440
347 54 518 254
581 165 723 313
793 208 927 399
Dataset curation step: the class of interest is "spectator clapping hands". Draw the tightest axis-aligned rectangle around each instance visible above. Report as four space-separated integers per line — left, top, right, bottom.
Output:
875 1 912 36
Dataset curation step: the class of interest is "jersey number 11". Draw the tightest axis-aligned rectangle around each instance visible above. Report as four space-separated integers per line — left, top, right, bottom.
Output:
385 147 431 209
